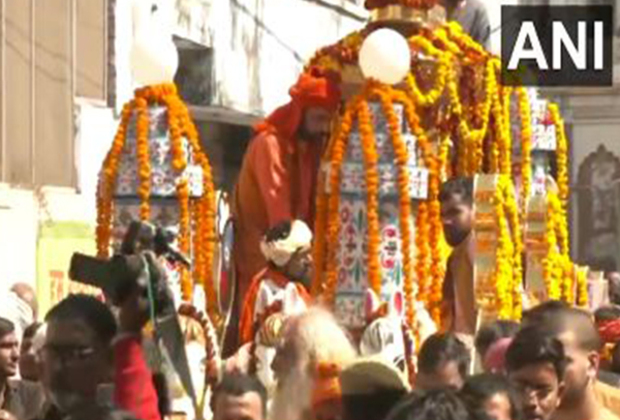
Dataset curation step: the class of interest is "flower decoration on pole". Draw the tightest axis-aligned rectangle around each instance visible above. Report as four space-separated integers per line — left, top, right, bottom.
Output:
96 0 219 326
308 0 586 369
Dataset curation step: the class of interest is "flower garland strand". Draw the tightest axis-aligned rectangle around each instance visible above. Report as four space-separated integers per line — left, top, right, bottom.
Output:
375 85 418 344
358 96 383 296
396 90 443 323
96 83 219 325
97 102 134 257
542 192 563 301
501 178 523 319
135 98 152 220
516 87 533 217
548 103 569 206
319 98 359 303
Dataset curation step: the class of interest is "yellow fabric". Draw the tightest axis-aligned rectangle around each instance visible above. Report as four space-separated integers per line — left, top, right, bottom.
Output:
442 233 476 335
595 381 620 418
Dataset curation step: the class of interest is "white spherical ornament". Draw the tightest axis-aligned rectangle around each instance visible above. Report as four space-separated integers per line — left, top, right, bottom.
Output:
130 0 179 87
131 33 179 86
358 29 411 85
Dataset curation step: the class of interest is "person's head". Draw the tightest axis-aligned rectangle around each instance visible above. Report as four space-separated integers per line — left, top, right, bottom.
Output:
460 374 521 420
20 321 43 381
299 107 333 143
506 326 566 420
261 220 313 287
417 333 471 391
0 317 19 379
11 282 38 321
594 305 620 324
341 357 410 420
290 71 339 144
311 363 344 420
606 273 620 304
271 308 356 420
385 390 480 420
440 0 463 10
439 178 474 247
610 342 620 374
42 294 117 414
522 305 600 409
475 321 520 363
521 300 570 328
256 70 340 147
212 373 267 420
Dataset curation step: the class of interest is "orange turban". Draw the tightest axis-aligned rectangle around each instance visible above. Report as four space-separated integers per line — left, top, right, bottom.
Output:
311 362 343 408
254 70 341 141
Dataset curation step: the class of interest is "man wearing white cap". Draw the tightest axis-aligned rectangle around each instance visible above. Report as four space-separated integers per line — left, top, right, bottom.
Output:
238 220 313 346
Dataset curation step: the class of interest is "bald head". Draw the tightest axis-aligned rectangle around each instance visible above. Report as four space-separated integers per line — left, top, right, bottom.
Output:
524 303 601 352
11 283 38 320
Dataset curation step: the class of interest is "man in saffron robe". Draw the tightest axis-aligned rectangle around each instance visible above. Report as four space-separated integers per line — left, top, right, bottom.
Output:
232 70 341 325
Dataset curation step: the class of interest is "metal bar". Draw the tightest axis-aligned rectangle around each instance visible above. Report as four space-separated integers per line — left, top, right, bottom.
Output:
1 0 6 182
70 0 77 187
30 0 35 185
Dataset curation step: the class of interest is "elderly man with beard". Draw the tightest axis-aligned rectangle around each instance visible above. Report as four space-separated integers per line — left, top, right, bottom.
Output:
270 308 357 420
239 220 313 346
522 304 620 420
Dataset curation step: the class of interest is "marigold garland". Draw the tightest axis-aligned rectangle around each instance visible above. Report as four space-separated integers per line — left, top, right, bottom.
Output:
516 87 533 216
317 98 359 304
478 176 522 320
96 83 219 325
357 98 383 296
97 102 134 258
542 192 565 301
364 0 438 10
548 103 569 207
395 90 443 323
576 265 589 307
306 19 579 342
135 98 151 220
407 36 450 107
375 85 418 343
502 178 523 319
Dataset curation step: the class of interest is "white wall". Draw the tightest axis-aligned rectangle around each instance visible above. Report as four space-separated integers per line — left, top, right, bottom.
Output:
115 0 366 117
0 186 96 291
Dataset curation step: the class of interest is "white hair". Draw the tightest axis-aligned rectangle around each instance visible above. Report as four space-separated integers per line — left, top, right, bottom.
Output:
270 307 356 420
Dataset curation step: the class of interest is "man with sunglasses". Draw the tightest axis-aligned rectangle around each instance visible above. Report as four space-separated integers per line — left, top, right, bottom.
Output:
38 294 138 420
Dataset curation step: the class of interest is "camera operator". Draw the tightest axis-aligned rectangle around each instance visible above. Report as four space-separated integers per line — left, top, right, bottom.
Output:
113 252 169 420
69 222 191 420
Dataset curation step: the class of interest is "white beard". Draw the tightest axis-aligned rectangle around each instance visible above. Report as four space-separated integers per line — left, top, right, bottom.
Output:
270 366 313 420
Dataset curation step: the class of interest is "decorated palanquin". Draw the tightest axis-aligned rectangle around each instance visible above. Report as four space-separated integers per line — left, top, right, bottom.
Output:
305 0 588 365
96 83 221 327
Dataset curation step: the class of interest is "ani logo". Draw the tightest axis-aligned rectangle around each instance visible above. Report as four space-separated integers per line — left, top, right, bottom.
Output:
501 5 613 87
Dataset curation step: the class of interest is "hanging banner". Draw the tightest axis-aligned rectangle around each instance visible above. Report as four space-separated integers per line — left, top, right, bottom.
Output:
36 222 101 315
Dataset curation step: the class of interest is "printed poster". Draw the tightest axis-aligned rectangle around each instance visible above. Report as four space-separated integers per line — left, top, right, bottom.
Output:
36 222 101 315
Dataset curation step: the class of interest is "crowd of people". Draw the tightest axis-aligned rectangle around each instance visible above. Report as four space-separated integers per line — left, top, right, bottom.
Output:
3 285 620 420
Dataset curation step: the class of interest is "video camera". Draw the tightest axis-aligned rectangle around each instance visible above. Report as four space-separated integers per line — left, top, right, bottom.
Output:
68 221 189 314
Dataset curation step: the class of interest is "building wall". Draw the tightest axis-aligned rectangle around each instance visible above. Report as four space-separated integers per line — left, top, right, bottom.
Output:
0 0 107 188
115 0 367 117
0 0 108 293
